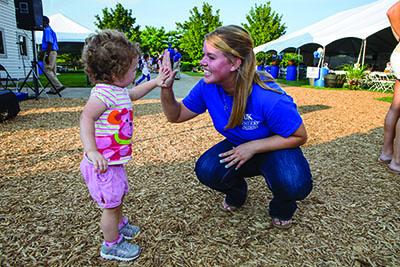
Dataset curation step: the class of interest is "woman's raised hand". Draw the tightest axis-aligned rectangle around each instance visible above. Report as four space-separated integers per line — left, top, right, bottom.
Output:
160 50 177 88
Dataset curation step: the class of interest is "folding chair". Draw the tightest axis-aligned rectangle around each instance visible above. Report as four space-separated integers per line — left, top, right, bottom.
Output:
367 72 383 91
376 72 395 92
0 64 19 90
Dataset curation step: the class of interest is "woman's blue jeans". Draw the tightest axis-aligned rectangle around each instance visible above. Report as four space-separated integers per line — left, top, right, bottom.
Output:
195 139 312 220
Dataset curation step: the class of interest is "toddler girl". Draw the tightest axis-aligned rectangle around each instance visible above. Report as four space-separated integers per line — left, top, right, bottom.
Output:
80 29 169 262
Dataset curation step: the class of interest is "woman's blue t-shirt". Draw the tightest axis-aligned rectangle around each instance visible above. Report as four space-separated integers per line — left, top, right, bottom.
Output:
182 79 302 145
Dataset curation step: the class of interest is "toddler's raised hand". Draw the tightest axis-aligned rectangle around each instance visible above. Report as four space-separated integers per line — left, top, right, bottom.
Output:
155 67 171 87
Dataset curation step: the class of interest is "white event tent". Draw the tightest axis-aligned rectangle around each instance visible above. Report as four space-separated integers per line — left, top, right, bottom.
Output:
254 0 398 69
35 13 93 44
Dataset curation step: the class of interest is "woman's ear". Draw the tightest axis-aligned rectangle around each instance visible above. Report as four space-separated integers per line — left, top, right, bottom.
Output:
230 57 242 72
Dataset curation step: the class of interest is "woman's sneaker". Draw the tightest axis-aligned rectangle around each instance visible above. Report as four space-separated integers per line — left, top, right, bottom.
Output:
119 223 140 240
100 239 141 261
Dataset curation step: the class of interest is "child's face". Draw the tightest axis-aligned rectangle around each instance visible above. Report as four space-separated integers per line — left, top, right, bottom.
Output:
113 57 139 87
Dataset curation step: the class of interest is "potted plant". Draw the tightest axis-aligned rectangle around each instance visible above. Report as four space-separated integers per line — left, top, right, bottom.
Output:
281 53 303 81
336 74 346 88
255 52 266 71
324 73 337 88
342 64 367 90
264 53 280 78
281 53 303 67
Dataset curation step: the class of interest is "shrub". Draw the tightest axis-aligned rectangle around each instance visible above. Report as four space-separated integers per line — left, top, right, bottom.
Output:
256 52 266 66
342 64 367 90
280 53 303 67
181 61 194 72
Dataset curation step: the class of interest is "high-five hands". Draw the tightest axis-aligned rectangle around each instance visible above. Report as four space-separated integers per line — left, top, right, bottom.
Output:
160 50 177 88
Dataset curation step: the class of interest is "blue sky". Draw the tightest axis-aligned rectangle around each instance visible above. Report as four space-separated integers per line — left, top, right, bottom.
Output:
42 0 377 34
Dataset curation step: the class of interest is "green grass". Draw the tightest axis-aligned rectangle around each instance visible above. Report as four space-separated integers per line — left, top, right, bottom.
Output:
35 71 140 88
376 96 393 103
38 72 91 87
276 78 349 90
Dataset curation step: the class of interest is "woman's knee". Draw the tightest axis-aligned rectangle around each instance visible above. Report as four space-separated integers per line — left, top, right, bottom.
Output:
195 154 219 186
291 173 312 200
262 148 313 200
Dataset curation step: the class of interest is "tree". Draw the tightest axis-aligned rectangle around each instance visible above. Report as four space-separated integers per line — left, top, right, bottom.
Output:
94 3 141 42
176 3 222 65
242 2 286 47
139 26 168 55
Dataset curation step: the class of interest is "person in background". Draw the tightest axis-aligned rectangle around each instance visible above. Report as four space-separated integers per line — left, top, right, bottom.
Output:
173 48 182 80
135 54 151 85
159 25 312 229
384 62 392 73
42 16 65 94
80 29 170 261
167 43 175 65
380 1 400 173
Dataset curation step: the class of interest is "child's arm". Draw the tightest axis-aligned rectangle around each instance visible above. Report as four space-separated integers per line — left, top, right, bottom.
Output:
128 67 170 101
80 96 108 173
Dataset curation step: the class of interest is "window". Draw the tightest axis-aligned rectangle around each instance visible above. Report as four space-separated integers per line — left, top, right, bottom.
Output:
0 29 5 56
18 34 27 56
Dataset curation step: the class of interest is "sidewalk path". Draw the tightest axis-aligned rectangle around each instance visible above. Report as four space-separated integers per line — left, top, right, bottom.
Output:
46 73 202 100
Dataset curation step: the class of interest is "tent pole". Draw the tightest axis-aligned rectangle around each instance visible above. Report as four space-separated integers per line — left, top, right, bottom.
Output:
317 46 325 68
297 48 300 81
361 39 367 67
356 40 363 65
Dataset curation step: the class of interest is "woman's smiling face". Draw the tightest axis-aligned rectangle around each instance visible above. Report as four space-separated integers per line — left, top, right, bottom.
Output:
200 41 237 88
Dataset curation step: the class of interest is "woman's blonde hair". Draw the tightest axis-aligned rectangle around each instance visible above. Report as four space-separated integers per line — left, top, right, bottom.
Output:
82 29 140 84
205 25 277 129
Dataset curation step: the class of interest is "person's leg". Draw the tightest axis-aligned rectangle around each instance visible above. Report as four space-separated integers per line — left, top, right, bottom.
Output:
135 74 146 85
381 80 400 162
146 74 150 81
389 80 400 171
195 139 254 208
101 206 120 243
45 51 64 90
256 147 312 221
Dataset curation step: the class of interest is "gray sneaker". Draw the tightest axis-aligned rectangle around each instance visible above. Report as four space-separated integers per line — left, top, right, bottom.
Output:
100 239 141 261
119 223 140 240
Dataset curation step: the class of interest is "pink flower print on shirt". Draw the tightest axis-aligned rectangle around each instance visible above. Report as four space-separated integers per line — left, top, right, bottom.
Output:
96 108 134 162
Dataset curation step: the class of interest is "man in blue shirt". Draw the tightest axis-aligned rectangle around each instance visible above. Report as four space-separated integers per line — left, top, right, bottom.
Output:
42 16 65 94
173 48 182 80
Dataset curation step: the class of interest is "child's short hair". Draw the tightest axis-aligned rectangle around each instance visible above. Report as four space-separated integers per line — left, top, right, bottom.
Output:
82 29 140 84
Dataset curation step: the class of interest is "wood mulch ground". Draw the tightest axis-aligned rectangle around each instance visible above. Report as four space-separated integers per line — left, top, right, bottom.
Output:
0 87 399 266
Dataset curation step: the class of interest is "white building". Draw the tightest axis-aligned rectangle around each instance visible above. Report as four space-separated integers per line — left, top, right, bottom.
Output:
0 0 35 80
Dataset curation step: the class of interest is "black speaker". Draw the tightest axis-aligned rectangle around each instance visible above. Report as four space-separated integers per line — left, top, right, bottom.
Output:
14 0 43 31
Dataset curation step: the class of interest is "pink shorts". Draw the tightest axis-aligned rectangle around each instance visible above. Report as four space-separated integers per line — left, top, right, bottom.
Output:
80 158 129 209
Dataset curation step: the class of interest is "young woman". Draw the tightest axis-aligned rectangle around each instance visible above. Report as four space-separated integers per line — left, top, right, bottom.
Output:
160 25 312 229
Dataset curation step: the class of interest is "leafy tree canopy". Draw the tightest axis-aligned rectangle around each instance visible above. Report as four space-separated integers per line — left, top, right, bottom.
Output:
139 26 168 55
176 3 222 64
94 3 141 42
242 1 286 47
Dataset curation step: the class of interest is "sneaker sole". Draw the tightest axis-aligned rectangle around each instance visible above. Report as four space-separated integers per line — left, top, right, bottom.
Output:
100 249 141 262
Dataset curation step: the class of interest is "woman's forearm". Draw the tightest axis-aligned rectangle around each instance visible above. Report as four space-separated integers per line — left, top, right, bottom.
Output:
248 134 307 155
160 87 181 122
